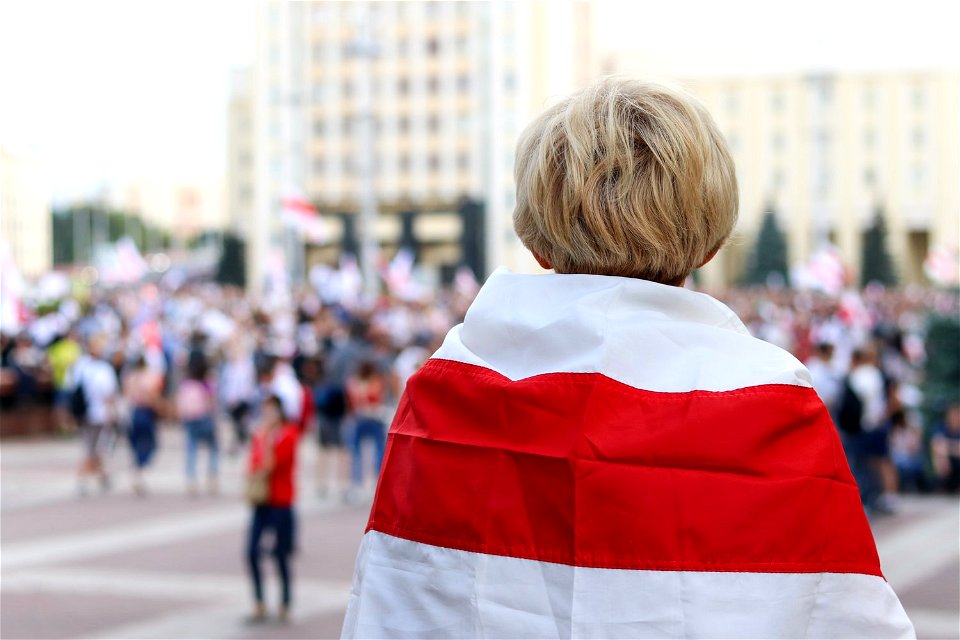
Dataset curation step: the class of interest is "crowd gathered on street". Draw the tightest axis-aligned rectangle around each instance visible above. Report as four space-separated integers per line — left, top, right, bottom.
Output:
1 270 958 620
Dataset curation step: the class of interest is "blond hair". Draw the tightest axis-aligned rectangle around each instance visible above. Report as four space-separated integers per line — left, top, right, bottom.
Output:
513 77 738 284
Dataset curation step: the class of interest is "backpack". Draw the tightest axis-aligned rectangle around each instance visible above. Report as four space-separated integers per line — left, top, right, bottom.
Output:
69 373 88 422
835 377 863 435
318 385 347 420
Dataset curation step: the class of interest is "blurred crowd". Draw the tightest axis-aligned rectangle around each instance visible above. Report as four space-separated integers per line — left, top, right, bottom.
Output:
1 275 959 512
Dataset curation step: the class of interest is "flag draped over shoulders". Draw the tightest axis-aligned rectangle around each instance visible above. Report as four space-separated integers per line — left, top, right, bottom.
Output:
342 268 914 639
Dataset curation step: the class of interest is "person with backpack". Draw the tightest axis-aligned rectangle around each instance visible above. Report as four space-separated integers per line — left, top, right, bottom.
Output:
841 344 896 514
244 394 300 625
308 357 349 499
69 334 120 495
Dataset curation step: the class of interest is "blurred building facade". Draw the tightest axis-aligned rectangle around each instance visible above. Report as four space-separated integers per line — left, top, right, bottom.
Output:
0 146 51 278
603 57 960 287
232 0 594 293
107 178 227 245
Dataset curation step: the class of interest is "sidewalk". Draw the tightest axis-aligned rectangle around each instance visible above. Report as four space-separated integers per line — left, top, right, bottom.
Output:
2 427 958 639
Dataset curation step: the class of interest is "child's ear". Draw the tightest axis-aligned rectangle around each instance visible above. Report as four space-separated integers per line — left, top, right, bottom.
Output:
532 252 552 270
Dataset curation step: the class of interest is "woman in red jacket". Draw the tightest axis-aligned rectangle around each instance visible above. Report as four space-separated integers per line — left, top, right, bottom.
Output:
245 395 299 624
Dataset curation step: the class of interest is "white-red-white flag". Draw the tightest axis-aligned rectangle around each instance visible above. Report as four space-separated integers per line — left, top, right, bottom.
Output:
924 246 959 286
342 268 913 639
281 194 327 243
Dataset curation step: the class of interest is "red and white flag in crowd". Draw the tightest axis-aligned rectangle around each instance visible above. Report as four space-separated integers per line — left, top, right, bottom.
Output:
792 243 847 295
342 268 913 638
923 246 959 287
382 247 416 298
281 194 327 243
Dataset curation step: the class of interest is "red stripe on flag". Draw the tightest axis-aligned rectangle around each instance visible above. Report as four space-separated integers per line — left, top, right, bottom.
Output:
368 359 882 576
282 196 318 216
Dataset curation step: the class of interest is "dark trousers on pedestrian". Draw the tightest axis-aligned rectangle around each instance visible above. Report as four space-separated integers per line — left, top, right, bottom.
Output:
247 505 295 608
128 407 157 469
349 416 386 487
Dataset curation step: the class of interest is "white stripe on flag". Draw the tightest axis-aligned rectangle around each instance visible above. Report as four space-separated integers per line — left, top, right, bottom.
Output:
432 268 812 393
343 532 914 639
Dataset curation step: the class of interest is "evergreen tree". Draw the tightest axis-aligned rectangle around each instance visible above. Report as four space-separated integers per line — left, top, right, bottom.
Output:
215 233 247 288
922 314 960 429
743 206 789 286
860 208 897 287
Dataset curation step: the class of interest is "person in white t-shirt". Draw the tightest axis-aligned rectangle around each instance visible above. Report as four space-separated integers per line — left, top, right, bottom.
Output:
69 334 120 494
805 342 842 416
848 344 898 513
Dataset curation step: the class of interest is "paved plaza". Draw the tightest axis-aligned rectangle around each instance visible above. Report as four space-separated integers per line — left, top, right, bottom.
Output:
1 425 958 639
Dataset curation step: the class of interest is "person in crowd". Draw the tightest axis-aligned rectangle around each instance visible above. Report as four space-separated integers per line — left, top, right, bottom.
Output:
847 344 898 513
47 329 82 433
341 77 911 638
245 394 300 625
220 338 257 455
176 359 219 496
70 334 120 495
931 402 960 493
122 355 164 495
888 409 929 493
310 357 349 499
805 341 842 416
344 359 388 498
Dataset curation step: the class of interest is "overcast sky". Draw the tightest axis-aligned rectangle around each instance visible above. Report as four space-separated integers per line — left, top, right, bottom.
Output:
1 0 956 203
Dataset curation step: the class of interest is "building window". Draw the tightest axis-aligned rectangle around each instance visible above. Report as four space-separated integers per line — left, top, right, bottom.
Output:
771 168 785 189
863 128 877 149
725 90 739 114
771 131 785 153
912 127 925 148
815 167 831 198
399 154 411 172
863 86 877 110
398 116 411 133
342 80 353 98
457 153 470 171
398 77 410 95
727 133 740 153
912 164 926 191
911 85 925 109
864 166 876 186
313 119 325 136
428 154 440 171
427 114 440 132
771 90 785 113
427 38 440 56
457 74 470 93
427 75 440 94
313 157 325 174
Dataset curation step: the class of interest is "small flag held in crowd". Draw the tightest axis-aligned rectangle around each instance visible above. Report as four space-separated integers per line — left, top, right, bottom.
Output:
281 194 327 243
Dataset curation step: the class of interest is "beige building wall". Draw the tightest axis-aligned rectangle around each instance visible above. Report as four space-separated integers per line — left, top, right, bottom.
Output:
0 146 51 278
239 0 593 291
109 178 227 243
227 69 255 238
605 58 960 287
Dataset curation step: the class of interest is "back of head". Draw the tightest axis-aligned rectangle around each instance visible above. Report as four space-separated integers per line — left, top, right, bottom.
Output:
513 77 738 284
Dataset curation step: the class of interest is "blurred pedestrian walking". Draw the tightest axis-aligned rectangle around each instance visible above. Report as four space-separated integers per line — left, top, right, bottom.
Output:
176 359 219 496
122 355 164 495
245 395 300 624
69 334 119 495
345 359 387 498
